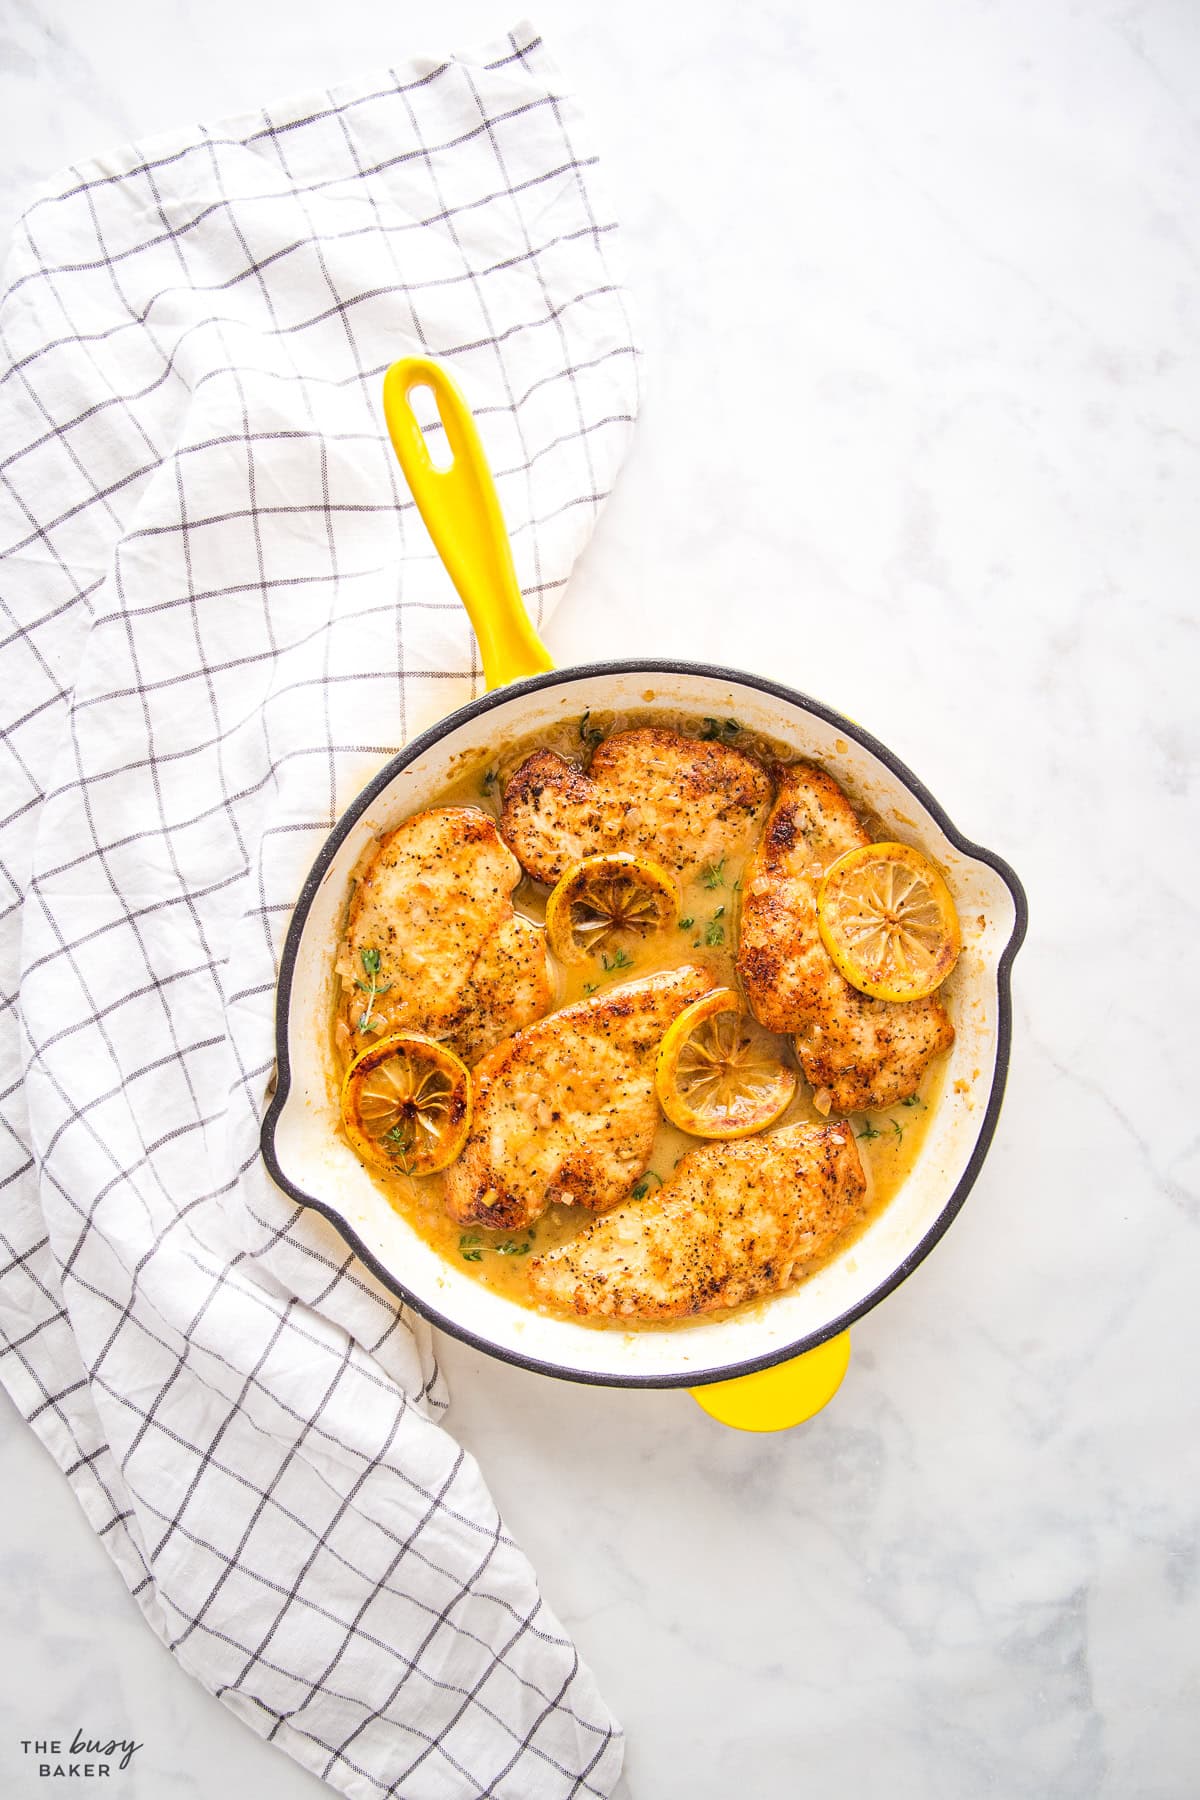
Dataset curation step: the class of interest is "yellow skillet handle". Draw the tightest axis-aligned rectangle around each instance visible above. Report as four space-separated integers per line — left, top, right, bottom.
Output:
690 1331 851 1432
382 357 555 689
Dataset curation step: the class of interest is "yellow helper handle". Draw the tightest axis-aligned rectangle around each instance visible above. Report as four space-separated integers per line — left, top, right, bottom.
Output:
690 1331 850 1432
382 357 555 690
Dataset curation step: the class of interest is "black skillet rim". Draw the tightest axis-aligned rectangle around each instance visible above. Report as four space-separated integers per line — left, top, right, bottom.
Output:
260 660 1029 1390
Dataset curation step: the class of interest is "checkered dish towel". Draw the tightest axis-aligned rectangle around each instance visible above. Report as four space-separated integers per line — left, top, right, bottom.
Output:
0 23 636 1799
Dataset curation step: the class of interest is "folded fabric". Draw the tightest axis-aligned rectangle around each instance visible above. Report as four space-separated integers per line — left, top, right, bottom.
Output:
0 20 637 1797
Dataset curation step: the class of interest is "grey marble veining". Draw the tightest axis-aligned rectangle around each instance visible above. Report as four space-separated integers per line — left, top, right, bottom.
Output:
1 1 1197 1795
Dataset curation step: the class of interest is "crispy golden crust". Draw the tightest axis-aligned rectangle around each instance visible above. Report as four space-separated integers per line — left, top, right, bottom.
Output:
737 766 954 1111
499 727 773 886
527 1120 867 1319
336 807 552 1064
442 964 717 1231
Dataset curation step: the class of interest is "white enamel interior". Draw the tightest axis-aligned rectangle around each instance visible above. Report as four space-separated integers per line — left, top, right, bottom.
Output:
270 668 1018 1384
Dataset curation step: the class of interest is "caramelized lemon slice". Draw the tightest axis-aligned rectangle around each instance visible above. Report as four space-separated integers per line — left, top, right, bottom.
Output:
340 1033 471 1176
817 841 961 1003
655 989 796 1139
544 852 679 965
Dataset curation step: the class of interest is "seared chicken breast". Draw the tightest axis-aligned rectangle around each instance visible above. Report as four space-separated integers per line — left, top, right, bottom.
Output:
337 807 551 1064
528 1120 867 1319
737 765 953 1111
443 964 716 1231
500 727 773 885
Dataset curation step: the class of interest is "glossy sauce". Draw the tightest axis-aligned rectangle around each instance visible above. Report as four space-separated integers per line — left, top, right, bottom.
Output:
333 710 949 1326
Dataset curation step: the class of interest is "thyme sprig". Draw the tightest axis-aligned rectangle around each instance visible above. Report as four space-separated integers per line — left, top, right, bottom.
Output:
579 709 604 752
459 1231 532 1261
354 947 392 1033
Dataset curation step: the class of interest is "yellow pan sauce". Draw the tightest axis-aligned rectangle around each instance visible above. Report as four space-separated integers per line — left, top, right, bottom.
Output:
333 710 949 1328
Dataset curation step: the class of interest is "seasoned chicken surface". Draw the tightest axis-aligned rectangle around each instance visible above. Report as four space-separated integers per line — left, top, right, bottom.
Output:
737 765 954 1111
500 727 773 886
337 807 551 1064
528 1120 867 1319
443 964 716 1231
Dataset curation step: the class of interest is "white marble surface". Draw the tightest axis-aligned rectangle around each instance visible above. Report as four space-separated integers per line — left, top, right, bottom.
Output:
2 0 1198 1795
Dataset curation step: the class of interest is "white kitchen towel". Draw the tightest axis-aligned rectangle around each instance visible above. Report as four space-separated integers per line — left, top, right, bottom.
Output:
0 21 636 1798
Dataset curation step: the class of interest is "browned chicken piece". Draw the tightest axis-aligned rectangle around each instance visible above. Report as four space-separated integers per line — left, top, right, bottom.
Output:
337 807 551 1064
528 1120 867 1320
442 964 716 1231
499 727 773 886
737 765 954 1112
450 914 553 1065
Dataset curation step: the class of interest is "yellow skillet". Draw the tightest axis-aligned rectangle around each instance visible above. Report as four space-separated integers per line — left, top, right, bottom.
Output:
381 354 851 1432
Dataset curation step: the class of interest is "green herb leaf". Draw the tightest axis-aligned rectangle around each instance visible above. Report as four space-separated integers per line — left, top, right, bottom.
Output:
479 765 498 797
601 947 634 972
901 1095 922 1108
678 916 695 930
583 980 599 996
356 945 389 1032
857 1121 882 1141
383 1123 414 1170
631 1170 664 1200
701 860 725 890
701 717 742 741
891 1119 904 1144
457 1228 531 1261
579 709 603 751
704 916 726 947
